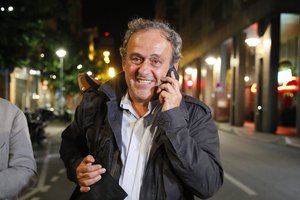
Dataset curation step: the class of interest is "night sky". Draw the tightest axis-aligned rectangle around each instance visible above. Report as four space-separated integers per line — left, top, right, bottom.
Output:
81 0 156 45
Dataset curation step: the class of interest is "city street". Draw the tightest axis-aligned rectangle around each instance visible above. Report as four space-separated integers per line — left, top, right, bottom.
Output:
19 121 74 200
207 129 300 200
2 1 299 199
19 121 300 200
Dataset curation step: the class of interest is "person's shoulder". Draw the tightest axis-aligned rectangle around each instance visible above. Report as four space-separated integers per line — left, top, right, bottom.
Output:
182 94 212 114
0 98 19 112
79 88 108 112
0 98 23 124
82 87 107 101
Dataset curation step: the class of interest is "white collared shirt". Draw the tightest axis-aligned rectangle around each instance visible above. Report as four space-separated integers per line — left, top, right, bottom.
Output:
119 92 159 200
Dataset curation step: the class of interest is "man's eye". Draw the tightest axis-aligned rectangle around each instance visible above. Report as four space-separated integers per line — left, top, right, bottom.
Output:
131 56 143 64
150 59 162 67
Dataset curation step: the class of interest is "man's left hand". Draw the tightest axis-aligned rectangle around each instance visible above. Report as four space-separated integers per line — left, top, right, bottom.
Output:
157 71 182 112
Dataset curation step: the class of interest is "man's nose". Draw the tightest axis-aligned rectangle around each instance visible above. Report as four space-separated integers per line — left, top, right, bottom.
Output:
138 61 151 74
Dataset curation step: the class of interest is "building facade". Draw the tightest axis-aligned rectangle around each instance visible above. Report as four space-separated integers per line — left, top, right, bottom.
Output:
155 0 300 135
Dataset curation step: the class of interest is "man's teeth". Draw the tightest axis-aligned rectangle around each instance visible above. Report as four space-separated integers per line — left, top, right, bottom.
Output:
138 79 151 84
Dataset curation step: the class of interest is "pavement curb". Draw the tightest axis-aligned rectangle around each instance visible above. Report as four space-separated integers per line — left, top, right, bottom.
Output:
215 122 300 149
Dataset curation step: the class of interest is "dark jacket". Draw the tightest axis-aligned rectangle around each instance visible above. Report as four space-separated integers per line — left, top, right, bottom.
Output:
59 72 223 200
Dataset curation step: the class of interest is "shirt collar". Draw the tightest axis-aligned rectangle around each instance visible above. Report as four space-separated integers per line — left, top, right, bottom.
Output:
120 91 161 118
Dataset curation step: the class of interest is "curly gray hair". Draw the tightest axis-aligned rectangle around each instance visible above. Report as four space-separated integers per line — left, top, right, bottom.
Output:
119 18 182 65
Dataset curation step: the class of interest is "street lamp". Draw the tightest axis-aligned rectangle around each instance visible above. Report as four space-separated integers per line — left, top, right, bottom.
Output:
56 48 67 116
103 50 110 64
108 67 116 78
205 56 217 65
245 37 260 47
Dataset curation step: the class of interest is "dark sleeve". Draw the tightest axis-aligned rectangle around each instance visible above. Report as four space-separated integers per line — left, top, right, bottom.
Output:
157 101 224 199
59 96 89 183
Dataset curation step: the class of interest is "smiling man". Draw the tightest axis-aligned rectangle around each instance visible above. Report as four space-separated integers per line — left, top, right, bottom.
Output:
123 28 180 116
60 18 223 200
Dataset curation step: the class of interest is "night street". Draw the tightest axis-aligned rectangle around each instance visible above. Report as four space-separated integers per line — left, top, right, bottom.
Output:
18 121 300 200
1 1 300 200
207 129 300 200
19 121 74 200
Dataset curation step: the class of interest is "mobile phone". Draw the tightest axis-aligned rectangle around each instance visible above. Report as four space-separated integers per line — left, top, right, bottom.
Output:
166 65 179 80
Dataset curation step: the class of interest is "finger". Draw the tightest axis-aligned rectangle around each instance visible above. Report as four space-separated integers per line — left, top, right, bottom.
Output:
159 82 173 93
78 157 102 171
159 90 168 101
85 164 103 172
156 87 162 94
164 76 179 89
77 166 105 180
80 186 90 192
78 167 106 179
171 71 175 79
84 155 95 164
76 163 102 182
168 75 179 88
78 174 102 187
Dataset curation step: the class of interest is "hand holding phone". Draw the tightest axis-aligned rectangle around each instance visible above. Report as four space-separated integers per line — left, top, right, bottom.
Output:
166 65 179 80
158 65 182 111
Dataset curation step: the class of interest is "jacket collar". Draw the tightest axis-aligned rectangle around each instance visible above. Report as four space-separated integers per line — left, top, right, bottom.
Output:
99 71 190 123
98 71 128 101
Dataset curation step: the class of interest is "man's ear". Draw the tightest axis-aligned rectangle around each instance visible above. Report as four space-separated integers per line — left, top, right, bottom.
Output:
121 60 125 71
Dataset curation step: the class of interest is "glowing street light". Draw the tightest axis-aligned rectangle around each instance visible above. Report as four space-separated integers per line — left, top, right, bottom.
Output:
55 48 67 116
103 50 110 64
205 56 217 65
103 51 110 57
245 37 260 47
108 67 116 78
56 49 66 58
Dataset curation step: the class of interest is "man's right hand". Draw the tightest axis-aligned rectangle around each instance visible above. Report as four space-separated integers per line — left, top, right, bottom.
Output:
76 155 106 192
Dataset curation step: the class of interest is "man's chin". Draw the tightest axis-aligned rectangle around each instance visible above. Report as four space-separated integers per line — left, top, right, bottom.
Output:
135 93 155 103
130 86 157 102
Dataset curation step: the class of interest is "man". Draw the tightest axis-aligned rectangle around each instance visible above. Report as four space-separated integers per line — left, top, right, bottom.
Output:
0 98 37 199
60 18 223 200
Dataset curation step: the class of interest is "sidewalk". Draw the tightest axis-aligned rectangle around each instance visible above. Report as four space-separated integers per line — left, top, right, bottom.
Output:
215 122 300 149
45 120 68 135
44 119 300 149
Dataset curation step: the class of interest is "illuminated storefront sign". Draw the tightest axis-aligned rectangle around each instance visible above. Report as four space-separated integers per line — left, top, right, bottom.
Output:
251 77 299 94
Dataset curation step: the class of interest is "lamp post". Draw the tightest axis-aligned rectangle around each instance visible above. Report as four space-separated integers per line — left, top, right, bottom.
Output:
56 48 67 116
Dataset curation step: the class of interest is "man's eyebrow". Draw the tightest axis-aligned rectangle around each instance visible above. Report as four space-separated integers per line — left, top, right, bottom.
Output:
129 52 143 57
128 53 162 60
149 54 162 58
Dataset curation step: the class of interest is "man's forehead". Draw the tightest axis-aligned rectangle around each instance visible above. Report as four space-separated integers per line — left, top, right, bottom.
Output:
130 29 169 42
128 32 171 51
